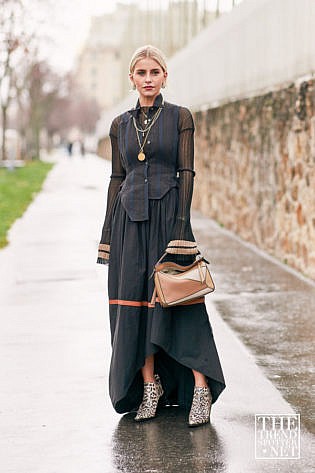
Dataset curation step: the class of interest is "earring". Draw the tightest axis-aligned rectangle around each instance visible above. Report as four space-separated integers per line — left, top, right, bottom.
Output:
162 82 166 88
132 84 136 90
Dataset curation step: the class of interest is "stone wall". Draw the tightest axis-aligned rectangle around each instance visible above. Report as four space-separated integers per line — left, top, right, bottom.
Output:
193 79 315 280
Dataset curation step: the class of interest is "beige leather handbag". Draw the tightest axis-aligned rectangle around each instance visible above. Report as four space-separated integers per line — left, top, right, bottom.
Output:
150 253 215 308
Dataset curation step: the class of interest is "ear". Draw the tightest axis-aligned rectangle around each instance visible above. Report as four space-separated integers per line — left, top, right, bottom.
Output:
129 72 134 86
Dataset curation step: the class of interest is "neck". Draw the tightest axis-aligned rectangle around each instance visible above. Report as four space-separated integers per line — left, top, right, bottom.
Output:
139 92 160 107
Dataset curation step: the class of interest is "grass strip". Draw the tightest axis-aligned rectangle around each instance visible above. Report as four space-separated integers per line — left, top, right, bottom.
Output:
0 160 54 248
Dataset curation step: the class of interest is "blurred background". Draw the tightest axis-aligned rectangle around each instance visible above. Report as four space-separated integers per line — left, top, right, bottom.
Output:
0 0 243 161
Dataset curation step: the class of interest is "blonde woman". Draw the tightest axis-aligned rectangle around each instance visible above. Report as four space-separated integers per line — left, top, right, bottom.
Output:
97 45 225 426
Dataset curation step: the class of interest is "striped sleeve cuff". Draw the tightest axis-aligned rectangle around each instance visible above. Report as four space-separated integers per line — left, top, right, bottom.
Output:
97 243 110 264
165 240 199 255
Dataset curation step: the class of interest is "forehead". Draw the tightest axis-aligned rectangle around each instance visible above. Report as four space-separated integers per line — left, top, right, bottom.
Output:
134 57 162 70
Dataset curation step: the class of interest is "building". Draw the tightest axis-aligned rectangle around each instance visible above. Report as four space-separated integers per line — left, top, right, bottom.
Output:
75 6 129 109
75 1 216 111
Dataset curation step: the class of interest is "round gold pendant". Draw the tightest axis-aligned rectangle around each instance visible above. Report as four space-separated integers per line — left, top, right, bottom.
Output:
138 152 145 161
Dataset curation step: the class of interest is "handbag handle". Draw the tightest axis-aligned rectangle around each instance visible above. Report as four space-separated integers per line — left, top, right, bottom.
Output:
149 249 209 279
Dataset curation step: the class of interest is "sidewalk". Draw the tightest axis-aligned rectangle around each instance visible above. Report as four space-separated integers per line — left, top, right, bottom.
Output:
193 211 315 436
0 150 313 473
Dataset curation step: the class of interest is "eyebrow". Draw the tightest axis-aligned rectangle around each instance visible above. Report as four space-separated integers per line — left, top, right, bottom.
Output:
135 68 161 72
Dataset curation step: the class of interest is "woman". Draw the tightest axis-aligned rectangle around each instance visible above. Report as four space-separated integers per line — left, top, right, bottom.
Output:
97 45 225 427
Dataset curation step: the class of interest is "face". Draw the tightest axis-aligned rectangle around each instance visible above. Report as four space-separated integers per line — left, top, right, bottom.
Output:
129 57 167 103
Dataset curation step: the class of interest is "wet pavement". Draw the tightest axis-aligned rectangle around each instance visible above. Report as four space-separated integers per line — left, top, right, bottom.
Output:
193 215 315 437
0 151 313 473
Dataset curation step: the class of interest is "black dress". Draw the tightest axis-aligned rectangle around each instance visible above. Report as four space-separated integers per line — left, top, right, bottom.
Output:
97 93 226 413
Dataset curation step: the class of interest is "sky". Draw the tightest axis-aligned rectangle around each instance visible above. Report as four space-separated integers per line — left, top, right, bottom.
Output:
36 0 241 73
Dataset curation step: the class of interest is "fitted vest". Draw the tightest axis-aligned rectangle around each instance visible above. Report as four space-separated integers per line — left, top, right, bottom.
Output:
117 99 180 221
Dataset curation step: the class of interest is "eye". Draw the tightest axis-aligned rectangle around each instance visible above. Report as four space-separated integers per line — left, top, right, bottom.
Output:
136 70 145 76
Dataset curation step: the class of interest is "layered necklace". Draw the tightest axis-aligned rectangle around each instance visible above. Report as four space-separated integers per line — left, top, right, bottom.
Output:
132 101 163 161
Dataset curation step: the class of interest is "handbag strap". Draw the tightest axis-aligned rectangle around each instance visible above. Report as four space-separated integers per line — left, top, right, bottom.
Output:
148 251 167 279
150 286 157 306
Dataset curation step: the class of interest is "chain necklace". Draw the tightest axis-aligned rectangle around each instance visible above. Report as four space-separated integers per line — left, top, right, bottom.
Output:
141 108 150 125
133 106 161 135
132 105 163 161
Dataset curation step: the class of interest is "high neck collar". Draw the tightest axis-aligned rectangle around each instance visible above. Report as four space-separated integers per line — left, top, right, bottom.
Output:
128 93 164 117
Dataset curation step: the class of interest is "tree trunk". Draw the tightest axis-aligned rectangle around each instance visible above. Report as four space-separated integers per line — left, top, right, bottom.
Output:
34 125 40 160
1 105 8 161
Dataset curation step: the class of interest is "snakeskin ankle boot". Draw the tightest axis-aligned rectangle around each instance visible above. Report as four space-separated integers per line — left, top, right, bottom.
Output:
134 374 164 422
188 385 212 427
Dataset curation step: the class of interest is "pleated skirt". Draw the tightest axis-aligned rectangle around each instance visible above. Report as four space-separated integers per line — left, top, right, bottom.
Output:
107 187 226 413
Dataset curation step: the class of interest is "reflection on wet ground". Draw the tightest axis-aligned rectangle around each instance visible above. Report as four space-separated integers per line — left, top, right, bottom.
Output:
193 214 315 435
112 407 226 473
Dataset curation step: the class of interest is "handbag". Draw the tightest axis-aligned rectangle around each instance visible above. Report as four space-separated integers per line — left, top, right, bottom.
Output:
150 252 215 308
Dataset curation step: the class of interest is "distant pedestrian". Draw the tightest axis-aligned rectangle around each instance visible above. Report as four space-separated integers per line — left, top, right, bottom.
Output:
67 141 73 157
80 140 85 157
97 45 225 426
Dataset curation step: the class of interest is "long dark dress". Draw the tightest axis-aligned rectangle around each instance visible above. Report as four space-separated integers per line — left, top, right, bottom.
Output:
97 93 226 413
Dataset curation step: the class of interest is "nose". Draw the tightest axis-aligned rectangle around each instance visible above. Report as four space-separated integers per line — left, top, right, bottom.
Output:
145 73 152 83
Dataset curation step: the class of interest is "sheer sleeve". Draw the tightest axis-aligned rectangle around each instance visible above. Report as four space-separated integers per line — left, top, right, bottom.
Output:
97 116 126 265
165 107 199 262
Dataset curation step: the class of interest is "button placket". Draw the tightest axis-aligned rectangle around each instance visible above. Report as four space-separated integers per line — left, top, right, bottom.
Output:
144 159 149 217
144 160 148 183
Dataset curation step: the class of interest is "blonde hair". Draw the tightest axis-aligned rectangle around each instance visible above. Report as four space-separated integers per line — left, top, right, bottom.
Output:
129 45 167 74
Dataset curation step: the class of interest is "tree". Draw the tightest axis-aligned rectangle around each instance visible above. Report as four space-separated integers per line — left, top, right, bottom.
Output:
25 67 101 156
0 0 31 161
26 60 62 158
45 74 101 142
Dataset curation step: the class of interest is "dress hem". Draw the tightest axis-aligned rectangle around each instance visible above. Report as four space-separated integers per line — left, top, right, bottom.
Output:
110 342 226 414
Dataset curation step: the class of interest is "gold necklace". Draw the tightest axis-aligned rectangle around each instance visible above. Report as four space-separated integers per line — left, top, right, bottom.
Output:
141 108 149 125
133 106 161 135
132 106 162 161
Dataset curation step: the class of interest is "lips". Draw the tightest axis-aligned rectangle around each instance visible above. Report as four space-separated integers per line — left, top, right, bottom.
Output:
144 86 153 90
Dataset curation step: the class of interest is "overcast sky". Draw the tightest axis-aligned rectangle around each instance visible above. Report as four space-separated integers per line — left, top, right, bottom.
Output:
37 0 241 73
